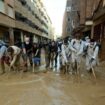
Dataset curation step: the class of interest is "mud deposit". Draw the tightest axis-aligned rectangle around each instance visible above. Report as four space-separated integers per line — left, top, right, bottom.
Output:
0 68 105 105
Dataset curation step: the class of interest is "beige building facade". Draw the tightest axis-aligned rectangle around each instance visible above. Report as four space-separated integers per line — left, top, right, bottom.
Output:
0 0 53 45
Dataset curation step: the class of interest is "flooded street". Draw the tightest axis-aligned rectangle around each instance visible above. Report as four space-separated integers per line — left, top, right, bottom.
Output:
0 64 105 105
0 0 105 105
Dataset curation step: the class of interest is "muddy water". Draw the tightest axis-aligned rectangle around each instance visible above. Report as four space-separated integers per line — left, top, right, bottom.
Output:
0 68 105 105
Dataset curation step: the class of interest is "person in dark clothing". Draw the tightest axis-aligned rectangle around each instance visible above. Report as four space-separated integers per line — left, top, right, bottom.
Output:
49 41 58 69
32 43 41 59
15 40 22 49
54 42 59 68
54 40 63 68
32 43 41 72
22 36 33 71
44 40 51 69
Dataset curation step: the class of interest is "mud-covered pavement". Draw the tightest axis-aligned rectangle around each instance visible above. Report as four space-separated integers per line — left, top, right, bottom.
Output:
0 64 105 105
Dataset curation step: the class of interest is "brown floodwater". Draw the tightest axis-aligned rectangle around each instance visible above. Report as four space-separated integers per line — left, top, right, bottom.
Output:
0 63 105 105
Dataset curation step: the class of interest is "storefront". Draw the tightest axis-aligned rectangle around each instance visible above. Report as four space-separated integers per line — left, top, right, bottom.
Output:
0 26 10 44
92 0 105 61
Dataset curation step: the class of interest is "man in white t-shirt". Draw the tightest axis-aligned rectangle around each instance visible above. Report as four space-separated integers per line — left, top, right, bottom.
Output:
70 34 84 74
86 39 100 72
7 46 22 71
70 37 84 64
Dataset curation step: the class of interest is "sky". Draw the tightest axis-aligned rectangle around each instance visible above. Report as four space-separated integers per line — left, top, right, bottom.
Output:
43 0 67 36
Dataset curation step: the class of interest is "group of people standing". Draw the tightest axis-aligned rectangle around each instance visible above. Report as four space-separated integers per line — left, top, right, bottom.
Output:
68 34 100 75
44 33 100 75
0 34 100 76
0 35 41 74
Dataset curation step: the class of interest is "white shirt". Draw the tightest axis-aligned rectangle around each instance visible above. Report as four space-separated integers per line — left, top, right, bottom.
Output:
70 39 84 55
11 46 21 55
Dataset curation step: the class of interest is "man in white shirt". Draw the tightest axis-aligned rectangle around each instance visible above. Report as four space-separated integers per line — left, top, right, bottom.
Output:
61 41 68 65
86 39 100 72
70 37 84 63
70 34 84 74
7 46 22 71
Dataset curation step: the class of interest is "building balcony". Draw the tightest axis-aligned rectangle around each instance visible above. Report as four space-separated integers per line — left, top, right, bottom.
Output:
0 13 15 27
15 20 42 36
33 17 41 28
15 0 43 30
36 30 42 36
15 0 28 19
15 20 29 31
41 25 48 33
14 0 21 10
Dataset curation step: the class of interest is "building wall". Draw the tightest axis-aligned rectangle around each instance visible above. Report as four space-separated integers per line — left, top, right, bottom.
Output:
62 11 67 38
62 0 102 38
92 0 105 61
15 0 51 37
62 0 72 38
0 0 15 27
0 0 53 44
62 0 82 38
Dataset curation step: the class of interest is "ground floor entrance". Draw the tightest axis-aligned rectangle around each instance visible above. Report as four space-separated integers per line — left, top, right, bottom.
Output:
93 21 105 61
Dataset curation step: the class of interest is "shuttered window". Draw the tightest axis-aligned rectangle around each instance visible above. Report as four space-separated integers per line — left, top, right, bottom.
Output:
7 5 14 18
0 0 5 13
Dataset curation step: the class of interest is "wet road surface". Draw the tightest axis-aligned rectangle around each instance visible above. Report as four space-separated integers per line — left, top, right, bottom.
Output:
0 66 105 105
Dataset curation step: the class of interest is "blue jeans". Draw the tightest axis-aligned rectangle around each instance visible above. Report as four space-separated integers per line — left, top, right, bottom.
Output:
32 57 40 65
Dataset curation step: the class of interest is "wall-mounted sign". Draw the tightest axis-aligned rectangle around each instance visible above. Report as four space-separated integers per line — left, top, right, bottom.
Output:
85 20 93 25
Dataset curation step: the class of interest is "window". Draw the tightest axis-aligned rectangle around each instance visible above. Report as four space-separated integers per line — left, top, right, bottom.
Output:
68 18 70 22
8 5 14 18
0 0 5 13
66 6 71 12
67 28 70 32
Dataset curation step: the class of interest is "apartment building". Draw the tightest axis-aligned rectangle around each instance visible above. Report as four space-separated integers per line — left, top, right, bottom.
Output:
62 0 101 37
62 0 105 60
62 0 72 38
0 0 53 45
62 0 80 38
